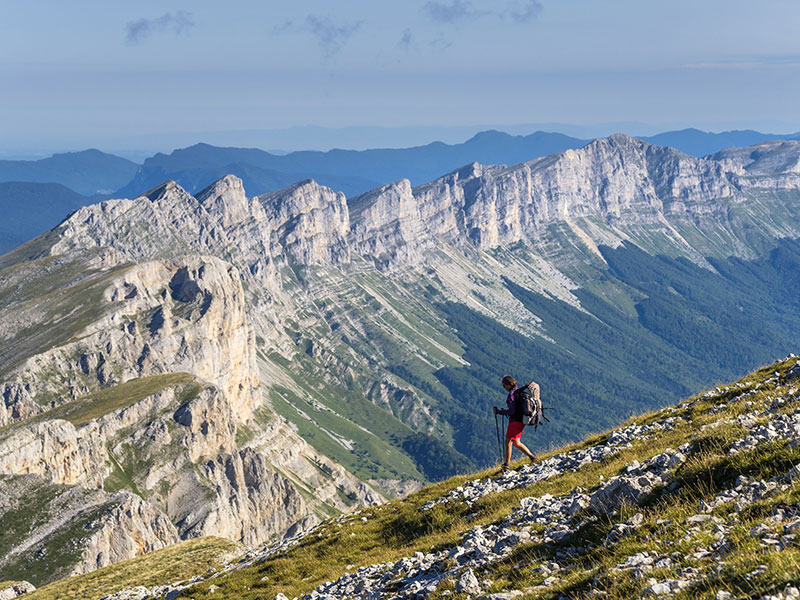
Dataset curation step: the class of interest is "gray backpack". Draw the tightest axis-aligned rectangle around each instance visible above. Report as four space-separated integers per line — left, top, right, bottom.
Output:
519 381 547 429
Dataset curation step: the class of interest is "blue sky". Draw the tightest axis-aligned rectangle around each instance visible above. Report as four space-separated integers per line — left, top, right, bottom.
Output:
2 0 800 155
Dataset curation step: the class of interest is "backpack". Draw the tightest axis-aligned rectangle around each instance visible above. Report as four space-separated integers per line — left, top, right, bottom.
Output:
517 381 548 430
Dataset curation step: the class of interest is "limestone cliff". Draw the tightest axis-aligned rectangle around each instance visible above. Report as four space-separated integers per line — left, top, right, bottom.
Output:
0 251 382 584
1 255 259 427
349 179 431 271
257 179 351 266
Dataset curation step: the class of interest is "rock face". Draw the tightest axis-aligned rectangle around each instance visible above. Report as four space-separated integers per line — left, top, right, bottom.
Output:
710 140 800 178
76 492 181 573
1 256 260 427
349 179 431 271
0 581 36 600
414 136 741 253
0 419 106 487
258 179 351 266
0 251 380 583
0 474 180 584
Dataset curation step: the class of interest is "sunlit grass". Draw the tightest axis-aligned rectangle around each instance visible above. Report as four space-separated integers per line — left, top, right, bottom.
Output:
25 538 238 600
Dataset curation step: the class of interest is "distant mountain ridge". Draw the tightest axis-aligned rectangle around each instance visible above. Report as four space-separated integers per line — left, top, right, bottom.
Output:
0 182 87 255
640 127 800 157
117 128 800 200
1 127 799 257
114 130 590 199
0 149 138 196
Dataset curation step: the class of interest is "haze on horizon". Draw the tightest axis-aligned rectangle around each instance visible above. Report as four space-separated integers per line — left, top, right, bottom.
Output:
2 0 800 157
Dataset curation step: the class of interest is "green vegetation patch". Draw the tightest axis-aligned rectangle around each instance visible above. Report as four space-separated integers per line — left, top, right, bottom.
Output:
58 373 196 426
269 386 424 482
26 537 238 600
102 448 144 496
1 374 196 437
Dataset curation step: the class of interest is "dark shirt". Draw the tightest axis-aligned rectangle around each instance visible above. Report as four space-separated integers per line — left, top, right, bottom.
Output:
498 385 531 422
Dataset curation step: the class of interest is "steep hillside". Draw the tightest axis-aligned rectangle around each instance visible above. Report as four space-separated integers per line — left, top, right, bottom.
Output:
0 255 379 585
2 135 800 587
18 355 800 600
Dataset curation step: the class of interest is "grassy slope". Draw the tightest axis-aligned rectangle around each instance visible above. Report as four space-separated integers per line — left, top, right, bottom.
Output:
179 355 800 600
0 373 198 440
23 538 238 600
33 355 798 600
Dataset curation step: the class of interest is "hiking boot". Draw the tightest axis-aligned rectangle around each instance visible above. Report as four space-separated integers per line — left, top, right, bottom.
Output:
529 455 537 464
497 462 510 474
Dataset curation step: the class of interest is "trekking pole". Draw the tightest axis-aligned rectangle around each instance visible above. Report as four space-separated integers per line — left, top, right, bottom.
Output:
494 412 502 464
502 414 507 463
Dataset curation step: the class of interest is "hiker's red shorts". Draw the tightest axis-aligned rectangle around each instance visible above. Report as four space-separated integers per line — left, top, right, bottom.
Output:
505 421 525 441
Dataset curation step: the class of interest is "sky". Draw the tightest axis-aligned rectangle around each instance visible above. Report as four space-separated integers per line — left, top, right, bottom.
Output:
2 0 800 156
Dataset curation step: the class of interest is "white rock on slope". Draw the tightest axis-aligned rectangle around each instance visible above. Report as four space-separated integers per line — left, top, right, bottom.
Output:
0 581 35 600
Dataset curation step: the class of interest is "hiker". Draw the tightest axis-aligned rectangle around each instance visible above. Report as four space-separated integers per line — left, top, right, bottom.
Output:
493 375 537 471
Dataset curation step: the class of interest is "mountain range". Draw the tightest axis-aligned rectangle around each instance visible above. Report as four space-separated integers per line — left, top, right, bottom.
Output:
1 133 800 588
2 128 799 255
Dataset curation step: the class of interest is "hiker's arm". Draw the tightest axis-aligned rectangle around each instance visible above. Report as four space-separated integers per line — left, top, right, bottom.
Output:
498 394 515 416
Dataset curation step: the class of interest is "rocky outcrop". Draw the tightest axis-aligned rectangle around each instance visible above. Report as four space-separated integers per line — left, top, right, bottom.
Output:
0 255 260 427
0 474 179 584
74 492 180 574
1 383 42 428
257 179 350 266
50 181 213 267
349 179 431 271
0 419 106 487
178 447 306 546
0 581 35 600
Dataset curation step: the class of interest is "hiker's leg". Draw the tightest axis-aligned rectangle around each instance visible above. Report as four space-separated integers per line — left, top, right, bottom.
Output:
504 421 524 464
512 438 535 459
